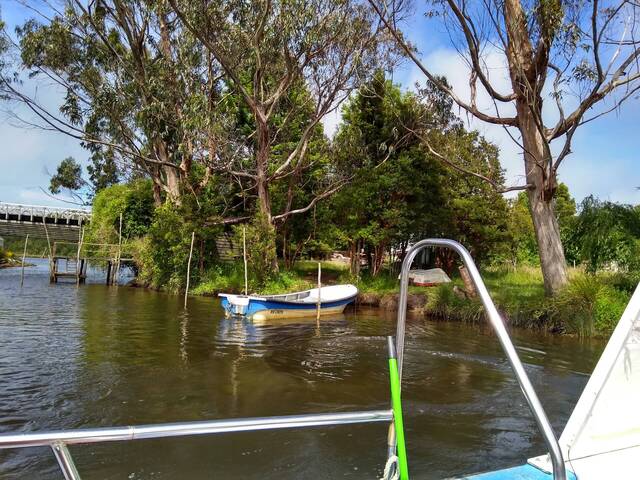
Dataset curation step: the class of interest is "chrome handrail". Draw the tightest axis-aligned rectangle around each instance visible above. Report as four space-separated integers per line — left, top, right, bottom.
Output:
392 239 566 480
0 410 392 479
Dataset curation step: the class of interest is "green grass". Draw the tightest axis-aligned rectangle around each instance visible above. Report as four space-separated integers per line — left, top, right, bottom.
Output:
425 266 632 336
191 261 322 296
189 259 632 336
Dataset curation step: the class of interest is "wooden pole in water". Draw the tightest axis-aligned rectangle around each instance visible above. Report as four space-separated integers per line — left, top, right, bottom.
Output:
184 231 195 309
42 218 52 260
20 234 29 287
316 262 322 322
114 213 123 285
43 219 53 282
76 227 85 286
243 226 248 296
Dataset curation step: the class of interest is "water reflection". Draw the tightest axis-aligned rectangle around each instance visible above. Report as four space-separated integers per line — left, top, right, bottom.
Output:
0 263 605 479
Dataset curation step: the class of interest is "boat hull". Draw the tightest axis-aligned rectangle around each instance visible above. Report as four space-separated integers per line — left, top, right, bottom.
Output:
220 296 356 321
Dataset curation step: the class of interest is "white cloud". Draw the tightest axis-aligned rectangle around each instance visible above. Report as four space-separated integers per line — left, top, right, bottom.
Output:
402 46 640 203
405 46 524 192
0 76 87 206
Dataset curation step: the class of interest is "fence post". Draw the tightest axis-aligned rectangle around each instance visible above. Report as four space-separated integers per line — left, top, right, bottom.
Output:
184 231 195 309
316 262 322 323
243 227 248 295
20 234 29 287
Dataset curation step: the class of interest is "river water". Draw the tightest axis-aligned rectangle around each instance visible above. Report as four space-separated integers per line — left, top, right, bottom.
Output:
0 259 604 479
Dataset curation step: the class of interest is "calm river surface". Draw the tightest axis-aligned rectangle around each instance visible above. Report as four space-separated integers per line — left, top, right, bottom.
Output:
0 259 604 479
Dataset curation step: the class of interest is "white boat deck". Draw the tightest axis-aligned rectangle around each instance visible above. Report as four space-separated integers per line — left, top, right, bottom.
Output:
529 284 640 479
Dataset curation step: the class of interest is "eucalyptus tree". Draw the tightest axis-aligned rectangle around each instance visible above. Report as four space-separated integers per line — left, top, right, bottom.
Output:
169 0 401 232
332 72 508 275
3 0 221 204
371 0 640 294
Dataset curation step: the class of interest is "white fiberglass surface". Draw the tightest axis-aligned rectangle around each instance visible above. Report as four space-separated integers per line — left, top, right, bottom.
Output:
529 284 640 478
296 284 358 303
563 286 640 460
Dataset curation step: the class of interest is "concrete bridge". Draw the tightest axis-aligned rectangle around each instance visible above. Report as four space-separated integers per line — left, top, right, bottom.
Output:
0 202 91 241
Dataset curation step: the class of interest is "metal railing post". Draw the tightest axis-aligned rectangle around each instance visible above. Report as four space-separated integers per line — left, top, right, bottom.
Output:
392 239 566 480
52 442 82 480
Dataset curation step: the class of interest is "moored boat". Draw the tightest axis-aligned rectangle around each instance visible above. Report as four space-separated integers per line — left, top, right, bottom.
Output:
219 284 358 321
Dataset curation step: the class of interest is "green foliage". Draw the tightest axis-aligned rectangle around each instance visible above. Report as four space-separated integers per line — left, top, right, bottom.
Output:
504 184 577 268
436 128 509 264
135 203 194 291
233 214 277 288
551 273 631 336
192 261 315 296
88 180 154 246
566 196 640 273
329 72 509 274
0 247 12 265
260 271 313 296
505 192 539 266
49 157 85 194
191 263 247 296
552 274 602 335
426 284 485 323
13 2 210 201
418 266 630 336
1 236 76 257
593 286 628 333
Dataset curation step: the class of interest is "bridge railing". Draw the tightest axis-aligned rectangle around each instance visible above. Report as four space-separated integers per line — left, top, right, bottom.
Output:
0 202 91 225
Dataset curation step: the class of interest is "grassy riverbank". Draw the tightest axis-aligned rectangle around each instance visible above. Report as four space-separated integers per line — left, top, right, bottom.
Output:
425 268 633 336
0 247 19 268
189 260 634 337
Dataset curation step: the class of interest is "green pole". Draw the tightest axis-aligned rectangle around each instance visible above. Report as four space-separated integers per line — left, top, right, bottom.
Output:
387 336 409 480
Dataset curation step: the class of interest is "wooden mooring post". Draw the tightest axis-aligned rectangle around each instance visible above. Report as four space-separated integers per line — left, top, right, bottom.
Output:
76 227 85 286
316 262 322 324
20 234 29 287
112 213 123 286
243 227 248 295
184 231 195 309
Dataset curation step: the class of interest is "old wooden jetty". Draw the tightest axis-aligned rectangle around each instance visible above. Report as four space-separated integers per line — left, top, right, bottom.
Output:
48 241 132 285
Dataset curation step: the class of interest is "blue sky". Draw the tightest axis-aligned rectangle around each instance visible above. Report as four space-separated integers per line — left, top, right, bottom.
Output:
0 2 638 208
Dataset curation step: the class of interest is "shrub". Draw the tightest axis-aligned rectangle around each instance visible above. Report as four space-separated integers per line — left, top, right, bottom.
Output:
139 203 194 291
0 247 9 264
594 286 629 333
552 273 631 335
426 284 485 323
191 262 247 295
86 180 154 259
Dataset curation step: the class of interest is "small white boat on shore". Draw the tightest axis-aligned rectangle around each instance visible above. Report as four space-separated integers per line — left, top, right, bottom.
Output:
219 284 358 321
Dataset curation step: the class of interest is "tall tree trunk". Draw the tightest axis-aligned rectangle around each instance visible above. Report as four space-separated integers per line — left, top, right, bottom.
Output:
164 165 181 204
350 240 361 276
504 0 568 295
151 168 163 207
519 109 568 295
256 127 272 222
153 138 181 204
255 117 278 272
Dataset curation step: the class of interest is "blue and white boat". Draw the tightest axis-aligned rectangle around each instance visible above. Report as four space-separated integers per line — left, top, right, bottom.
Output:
219 284 358 321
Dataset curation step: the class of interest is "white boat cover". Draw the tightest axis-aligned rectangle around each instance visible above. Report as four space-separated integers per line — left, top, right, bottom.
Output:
263 284 358 304
406 268 451 285
529 283 640 479
220 284 358 305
